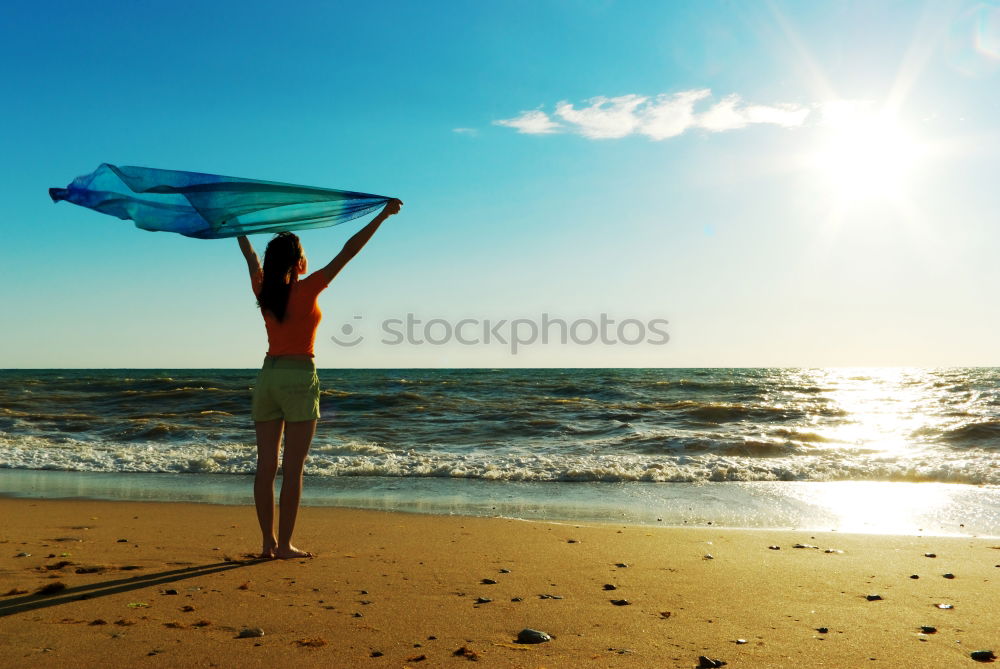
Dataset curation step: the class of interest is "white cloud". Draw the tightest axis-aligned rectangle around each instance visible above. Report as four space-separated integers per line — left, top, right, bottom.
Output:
495 89 811 141
699 94 811 131
744 103 811 127
698 94 750 131
638 89 711 140
493 110 561 134
553 94 646 139
452 127 479 136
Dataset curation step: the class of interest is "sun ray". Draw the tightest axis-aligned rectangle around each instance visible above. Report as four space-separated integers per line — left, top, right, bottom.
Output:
883 2 950 117
763 0 840 102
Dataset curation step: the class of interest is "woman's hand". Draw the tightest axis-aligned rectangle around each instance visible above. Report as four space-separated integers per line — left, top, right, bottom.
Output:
382 198 403 217
321 199 401 283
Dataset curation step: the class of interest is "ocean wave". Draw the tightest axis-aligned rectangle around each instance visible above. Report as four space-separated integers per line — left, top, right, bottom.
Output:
656 400 830 425
768 428 833 443
940 421 1000 448
1 434 997 485
119 386 245 398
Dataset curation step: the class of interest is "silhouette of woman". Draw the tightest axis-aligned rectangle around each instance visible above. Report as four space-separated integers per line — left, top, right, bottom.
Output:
237 198 402 558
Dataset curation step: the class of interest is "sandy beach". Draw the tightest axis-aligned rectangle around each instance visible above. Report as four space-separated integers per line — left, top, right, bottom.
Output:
0 497 997 667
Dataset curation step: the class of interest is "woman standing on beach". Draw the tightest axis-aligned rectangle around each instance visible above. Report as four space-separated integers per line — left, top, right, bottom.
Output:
237 199 402 559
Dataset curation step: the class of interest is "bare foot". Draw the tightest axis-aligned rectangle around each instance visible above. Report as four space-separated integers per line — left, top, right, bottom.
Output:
260 540 277 559
274 545 314 559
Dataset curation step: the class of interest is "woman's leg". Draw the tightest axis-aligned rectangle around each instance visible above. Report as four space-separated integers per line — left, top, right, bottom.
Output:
275 418 317 558
254 419 284 558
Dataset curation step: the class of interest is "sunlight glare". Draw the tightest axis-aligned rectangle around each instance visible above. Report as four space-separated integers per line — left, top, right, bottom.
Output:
810 104 925 204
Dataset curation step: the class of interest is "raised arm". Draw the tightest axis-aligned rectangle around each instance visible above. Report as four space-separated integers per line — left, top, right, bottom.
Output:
318 199 402 283
237 235 262 279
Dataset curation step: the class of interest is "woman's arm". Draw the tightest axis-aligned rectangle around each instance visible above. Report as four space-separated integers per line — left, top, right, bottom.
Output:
237 235 262 278
318 199 402 283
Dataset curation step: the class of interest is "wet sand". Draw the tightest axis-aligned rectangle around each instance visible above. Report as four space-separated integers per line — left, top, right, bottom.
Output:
0 497 997 667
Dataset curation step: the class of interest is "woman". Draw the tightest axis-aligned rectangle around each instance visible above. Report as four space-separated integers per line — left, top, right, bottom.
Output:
237 198 402 559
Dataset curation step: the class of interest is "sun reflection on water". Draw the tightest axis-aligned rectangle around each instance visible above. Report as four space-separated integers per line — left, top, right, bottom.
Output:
791 480 957 534
769 369 992 533
803 368 950 455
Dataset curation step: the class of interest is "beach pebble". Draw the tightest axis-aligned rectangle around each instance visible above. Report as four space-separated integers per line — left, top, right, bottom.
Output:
970 650 996 663
793 543 817 549
499 569 511 574
539 594 563 599
697 656 727 668
453 646 480 660
517 629 551 644
816 627 829 634
475 597 492 604
35 582 67 595
117 539 128 543
603 584 617 591
920 626 937 634
704 554 714 560
610 599 631 606
924 553 936 558
910 575 919 579
935 603 954 609
75 566 103 574
824 549 843 554
353 612 363 617
943 573 955 579
866 594 883 601
567 539 579 543
510 597 523 602
237 627 264 638
614 563 629 568
735 639 747 644
481 578 497 585
768 546 780 550
163 589 178 595
14 552 30 557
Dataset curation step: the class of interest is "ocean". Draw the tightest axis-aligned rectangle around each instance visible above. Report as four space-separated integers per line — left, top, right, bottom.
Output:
2 368 999 535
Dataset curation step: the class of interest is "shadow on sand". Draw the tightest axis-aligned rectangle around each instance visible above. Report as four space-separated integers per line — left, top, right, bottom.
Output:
0 557 270 617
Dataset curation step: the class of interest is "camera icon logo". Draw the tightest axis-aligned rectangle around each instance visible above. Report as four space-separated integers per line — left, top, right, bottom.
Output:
330 315 364 347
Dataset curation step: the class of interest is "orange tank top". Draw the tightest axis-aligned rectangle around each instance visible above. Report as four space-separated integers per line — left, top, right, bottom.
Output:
251 270 331 357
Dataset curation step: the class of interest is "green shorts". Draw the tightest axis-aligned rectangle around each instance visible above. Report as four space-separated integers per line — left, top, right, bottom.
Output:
251 357 320 422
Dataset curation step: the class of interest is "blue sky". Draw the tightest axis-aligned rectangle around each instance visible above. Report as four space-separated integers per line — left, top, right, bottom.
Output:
2 0 998 367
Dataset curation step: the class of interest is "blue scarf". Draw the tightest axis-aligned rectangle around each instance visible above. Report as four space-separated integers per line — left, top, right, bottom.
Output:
50 163 393 239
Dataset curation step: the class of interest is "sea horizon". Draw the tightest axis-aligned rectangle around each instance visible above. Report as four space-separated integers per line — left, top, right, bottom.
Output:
4 367 998 536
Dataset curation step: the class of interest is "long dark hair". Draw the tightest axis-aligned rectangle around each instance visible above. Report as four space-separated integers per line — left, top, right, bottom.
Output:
257 232 303 322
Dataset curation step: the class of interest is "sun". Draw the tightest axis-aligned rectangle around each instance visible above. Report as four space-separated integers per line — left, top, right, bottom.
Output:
809 103 925 204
